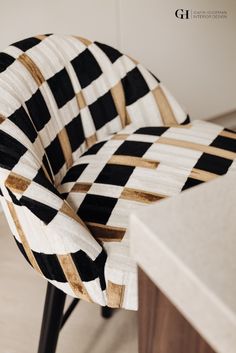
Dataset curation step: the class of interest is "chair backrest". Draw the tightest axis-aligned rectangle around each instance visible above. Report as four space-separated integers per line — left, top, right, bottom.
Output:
0 34 188 185
0 35 189 304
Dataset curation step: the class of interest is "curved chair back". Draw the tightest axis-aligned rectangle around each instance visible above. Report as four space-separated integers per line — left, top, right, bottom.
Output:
0 34 188 183
0 34 188 305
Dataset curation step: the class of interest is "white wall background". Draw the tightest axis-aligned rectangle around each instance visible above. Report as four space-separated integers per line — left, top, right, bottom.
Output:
0 0 235 120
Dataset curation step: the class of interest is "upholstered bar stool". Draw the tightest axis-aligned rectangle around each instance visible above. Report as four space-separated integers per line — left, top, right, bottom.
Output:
0 34 235 353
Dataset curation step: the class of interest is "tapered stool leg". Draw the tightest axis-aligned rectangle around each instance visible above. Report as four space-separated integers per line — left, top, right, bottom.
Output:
37 283 66 353
101 306 113 319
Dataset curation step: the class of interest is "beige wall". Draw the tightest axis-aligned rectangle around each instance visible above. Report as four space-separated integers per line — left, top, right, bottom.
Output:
0 0 235 120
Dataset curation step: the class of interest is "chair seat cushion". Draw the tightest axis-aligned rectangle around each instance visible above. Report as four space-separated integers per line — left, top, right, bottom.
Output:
58 120 236 309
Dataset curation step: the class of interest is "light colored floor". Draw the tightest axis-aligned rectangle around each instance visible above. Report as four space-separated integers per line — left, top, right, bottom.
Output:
0 213 138 353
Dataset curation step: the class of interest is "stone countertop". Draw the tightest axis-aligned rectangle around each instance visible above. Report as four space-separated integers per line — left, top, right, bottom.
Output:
129 172 236 353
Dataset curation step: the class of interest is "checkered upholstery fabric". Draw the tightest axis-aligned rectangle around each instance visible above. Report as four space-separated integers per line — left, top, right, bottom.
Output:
57 120 236 308
59 120 236 238
0 34 234 310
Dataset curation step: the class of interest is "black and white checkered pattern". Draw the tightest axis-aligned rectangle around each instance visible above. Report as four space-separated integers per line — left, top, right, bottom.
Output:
59 120 236 227
1 34 233 310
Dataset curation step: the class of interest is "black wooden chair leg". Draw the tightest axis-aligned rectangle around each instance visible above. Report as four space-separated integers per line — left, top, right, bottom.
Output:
101 305 113 319
37 283 66 353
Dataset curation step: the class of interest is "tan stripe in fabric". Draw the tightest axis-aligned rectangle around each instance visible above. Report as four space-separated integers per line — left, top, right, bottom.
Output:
58 128 73 168
86 133 97 148
152 86 177 125
60 201 85 226
5 172 31 194
110 81 126 127
71 182 92 193
0 114 6 123
111 134 129 140
190 168 219 182
74 36 92 46
7 201 42 274
108 155 159 169
107 281 125 308
120 188 166 204
86 222 126 242
76 91 86 110
57 254 92 302
18 53 45 86
34 34 47 40
219 130 236 140
126 54 139 65
157 137 236 160
174 123 192 129
126 111 132 125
